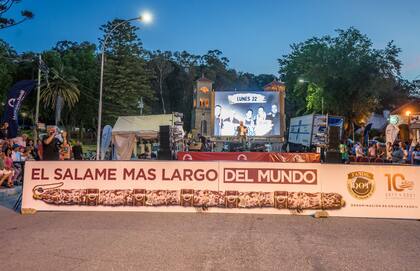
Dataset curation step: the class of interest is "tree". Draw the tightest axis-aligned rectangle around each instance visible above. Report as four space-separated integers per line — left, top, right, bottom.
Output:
0 39 17 101
148 50 174 114
99 19 154 125
53 41 99 130
40 64 80 112
279 27 411 134
0 0 33 29
200 50 237 90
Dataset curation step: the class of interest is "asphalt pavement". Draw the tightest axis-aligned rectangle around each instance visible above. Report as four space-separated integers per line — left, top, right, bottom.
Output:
0 203 419 271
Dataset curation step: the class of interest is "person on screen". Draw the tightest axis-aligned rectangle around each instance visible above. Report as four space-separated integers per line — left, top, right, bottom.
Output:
266 104 280 135
256 106 266 125
254 106 273 136
214 105 223 136
244 109 255 136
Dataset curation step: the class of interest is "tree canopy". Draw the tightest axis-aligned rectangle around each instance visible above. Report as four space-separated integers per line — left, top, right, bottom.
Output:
0 0 33 29
0 25 415 140
279 27 412 131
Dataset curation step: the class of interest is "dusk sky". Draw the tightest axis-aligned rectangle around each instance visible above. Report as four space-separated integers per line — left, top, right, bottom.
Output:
2 0 420 80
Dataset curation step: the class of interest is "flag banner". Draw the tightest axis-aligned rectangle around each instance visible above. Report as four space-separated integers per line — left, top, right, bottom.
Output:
2 80 36 138
101 125 113 160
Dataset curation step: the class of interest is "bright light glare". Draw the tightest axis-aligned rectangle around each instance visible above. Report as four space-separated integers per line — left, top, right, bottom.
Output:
141 11 153 24
406 110 411 116
298 79 305 83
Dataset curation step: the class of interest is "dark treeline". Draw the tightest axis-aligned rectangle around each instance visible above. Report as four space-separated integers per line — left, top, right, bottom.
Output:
0 19 276 134
0 20 416 137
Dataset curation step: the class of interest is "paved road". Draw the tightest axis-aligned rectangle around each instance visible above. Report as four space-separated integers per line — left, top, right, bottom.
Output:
0 205 419 271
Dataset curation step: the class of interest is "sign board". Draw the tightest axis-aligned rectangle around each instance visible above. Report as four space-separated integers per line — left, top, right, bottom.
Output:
22 161 420 219
214 91 280 137
410 114 420 129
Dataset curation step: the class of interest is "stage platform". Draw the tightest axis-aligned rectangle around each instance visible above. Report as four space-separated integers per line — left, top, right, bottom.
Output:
177 152 320 162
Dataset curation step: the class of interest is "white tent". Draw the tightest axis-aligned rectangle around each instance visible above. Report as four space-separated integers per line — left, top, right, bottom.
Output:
112 114 174 160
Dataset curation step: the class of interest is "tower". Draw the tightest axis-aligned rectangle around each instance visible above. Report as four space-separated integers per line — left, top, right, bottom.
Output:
263 80 286 140
191 75 213 136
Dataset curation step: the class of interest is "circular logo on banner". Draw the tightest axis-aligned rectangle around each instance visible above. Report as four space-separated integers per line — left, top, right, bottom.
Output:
389 115 399 125
237 154 248 161
8 98 16 107
182 154 193 161
347 171 375 199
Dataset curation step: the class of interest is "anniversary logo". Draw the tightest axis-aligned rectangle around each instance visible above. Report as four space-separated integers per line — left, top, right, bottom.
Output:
347 171 375 200
385 173 415 200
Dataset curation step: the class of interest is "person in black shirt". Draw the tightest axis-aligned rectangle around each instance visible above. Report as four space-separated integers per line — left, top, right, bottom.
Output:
42 127 61 161
72 140 84 160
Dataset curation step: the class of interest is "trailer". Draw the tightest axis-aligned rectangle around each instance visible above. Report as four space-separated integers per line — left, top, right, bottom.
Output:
288 114 344 148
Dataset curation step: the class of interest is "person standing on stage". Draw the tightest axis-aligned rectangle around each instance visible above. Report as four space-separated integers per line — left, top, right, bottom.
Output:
236 121 248 145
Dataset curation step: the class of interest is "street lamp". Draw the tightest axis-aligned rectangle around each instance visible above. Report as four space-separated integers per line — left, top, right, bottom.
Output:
96 11 153 160
137 97 144 115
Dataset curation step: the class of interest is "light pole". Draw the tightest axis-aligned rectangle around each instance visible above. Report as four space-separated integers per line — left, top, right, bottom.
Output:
137 97 144 115
96 12 153 160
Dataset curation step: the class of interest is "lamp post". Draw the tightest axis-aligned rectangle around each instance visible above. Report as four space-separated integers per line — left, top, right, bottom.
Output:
96 12 153 160
138 97 144 115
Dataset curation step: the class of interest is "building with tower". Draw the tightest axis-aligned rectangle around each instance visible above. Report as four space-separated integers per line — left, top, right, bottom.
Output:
191 75 213 136
263 80 286 140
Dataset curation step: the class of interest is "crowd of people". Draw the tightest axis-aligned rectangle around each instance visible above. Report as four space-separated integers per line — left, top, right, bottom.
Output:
339 140 420 165
0 123 84 188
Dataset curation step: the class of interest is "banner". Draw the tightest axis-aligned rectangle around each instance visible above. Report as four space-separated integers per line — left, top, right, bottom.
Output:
22 161 420 219
2 80 36 138
214 91 280 137
177 152 320 163
385 124 399 144
101 125 113 160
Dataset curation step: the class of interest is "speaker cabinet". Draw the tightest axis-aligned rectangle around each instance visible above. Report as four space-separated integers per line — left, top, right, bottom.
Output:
328 126 340 150
325 151 341 163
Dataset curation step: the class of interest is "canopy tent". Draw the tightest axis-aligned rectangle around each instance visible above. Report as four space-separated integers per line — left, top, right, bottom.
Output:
112 114 174 160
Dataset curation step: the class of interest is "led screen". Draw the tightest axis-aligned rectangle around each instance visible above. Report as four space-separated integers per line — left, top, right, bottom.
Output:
214 91 280 137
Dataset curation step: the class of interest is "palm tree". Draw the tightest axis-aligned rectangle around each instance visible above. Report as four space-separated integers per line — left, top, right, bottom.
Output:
40 64 80 110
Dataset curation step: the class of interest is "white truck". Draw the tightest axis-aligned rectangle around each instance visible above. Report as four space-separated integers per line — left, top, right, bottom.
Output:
288 114 344 148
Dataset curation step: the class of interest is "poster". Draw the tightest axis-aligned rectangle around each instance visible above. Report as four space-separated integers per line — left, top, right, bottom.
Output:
214 91 280 137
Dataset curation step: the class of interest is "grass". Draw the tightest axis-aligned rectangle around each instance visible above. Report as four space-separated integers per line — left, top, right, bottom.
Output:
83 144 97 152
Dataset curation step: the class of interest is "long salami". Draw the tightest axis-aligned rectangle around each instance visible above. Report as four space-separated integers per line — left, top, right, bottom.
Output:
32 183 345 210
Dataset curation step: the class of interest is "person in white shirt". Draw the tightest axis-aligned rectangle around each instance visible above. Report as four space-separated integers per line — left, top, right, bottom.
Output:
355 143 364 158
